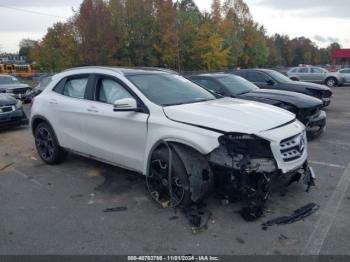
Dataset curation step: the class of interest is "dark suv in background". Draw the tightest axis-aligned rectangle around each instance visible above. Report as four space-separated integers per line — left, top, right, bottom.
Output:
229 69 332 107
189 73 326 137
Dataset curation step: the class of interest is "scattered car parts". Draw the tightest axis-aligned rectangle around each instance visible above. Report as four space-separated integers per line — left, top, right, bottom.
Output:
262 203 320 229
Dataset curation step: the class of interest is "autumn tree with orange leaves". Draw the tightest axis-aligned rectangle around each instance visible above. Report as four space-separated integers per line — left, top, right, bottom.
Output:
29 0 337 72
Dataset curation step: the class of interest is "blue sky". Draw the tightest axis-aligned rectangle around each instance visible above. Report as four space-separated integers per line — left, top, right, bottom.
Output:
0 0 349 53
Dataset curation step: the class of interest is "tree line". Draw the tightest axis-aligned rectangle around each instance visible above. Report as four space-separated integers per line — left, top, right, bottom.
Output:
21 0 341 72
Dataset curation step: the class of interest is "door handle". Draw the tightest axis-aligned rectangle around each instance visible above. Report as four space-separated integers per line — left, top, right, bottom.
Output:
49 99 58 105
87 106 99 113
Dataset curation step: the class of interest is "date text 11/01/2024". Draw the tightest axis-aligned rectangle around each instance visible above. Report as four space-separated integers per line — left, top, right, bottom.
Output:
127 255 220 261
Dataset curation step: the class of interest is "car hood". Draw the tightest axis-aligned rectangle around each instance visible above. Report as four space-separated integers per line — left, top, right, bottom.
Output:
0 93 16 105
240 89 323 108
283 81 331 91
163 97 296 134
0 83 30 90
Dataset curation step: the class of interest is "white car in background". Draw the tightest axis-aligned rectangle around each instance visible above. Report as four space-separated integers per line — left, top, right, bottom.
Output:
30 67 313 220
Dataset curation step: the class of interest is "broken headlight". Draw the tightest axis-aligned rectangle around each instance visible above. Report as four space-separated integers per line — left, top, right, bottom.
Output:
218 133 273 158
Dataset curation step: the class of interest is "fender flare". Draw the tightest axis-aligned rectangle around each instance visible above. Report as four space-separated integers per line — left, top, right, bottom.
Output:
146 140 214 202
31 115 55 136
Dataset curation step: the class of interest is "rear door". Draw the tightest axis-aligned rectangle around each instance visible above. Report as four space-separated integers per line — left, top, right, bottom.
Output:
48 74 93 154
80 74 149 172
310 67 326 83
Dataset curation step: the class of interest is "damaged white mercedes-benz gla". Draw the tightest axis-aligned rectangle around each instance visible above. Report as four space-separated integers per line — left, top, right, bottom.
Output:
31 67 314 220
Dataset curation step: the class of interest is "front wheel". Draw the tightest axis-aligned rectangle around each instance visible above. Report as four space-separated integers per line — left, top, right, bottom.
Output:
34 122 67 164
146 146 192 207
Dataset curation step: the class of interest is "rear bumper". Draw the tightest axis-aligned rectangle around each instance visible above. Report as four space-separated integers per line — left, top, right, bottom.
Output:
0 109 29 128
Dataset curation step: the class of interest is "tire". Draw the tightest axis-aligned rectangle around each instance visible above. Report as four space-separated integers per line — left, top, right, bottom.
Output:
325 77 337 87
34 122 67 164
146 146 192 207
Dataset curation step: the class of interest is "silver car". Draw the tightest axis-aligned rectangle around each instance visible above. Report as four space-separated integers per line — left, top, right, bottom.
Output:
338 68 350 85
287 66 341 87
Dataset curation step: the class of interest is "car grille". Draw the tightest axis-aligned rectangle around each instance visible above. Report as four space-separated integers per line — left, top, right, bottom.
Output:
0 105 15 114
280 133 306 162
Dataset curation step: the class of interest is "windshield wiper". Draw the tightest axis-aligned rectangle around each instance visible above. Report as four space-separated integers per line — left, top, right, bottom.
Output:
163 99 215 107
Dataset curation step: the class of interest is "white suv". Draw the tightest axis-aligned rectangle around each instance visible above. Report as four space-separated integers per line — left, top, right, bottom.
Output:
31 67 312 219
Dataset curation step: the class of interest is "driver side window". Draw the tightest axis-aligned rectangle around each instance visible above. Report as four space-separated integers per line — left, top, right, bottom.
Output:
96 78 132 104
248 72 270 83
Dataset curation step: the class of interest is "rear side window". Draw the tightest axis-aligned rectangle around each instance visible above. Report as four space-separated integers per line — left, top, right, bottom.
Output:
96 78 132 104
63 78 89 99
298 68 309 73
311 68 324 73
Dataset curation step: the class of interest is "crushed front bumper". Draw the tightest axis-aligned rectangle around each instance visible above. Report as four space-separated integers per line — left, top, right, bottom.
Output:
306 110 326 136
322 97 331 107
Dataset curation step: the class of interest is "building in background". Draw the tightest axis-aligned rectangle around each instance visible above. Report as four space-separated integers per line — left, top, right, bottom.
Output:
332 49 350 68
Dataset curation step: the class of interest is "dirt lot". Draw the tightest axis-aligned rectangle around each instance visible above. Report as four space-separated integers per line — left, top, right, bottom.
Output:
1 86 350 256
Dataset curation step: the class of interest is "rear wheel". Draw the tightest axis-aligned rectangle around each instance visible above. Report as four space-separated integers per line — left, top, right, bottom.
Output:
146 146 192 207
34 122 67 164
325 77 337 87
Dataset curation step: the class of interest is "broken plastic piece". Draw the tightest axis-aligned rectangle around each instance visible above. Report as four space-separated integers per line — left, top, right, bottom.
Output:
184 204 212 230
262 203 320 228
304 166 316 192
103 206 128 212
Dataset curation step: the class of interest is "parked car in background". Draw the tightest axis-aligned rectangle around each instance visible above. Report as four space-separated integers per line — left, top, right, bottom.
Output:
189 73 326 137
25 75 52 103
230 69 333 107
31 67 313 220
338 68 350 85
0 75 31 102
0 93 29 128
287 66 341 87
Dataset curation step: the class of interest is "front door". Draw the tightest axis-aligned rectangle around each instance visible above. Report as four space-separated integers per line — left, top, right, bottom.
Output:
81 75 148 172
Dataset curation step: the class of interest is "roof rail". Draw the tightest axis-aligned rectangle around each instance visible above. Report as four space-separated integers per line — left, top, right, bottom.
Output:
62 66 124 75
137 67 180 74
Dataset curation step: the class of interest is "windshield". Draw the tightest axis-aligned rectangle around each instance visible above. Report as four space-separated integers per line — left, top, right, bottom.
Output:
267 70 292 83
126 73 216 106
38 76 52 90
216 75 259 95
0 76 20 85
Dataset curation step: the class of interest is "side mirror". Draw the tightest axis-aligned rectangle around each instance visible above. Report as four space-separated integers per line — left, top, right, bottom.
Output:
266 79 275 85
113 98 139 112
